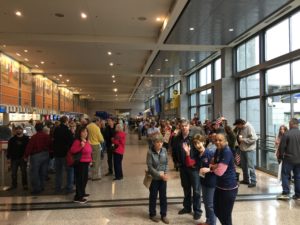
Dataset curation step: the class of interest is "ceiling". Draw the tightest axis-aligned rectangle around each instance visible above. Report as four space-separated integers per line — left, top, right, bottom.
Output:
0 0 298 105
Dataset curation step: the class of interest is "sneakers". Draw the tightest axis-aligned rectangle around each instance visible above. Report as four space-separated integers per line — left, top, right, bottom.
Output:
248 183 256 188
84 193 90 198
292 195 300 200
178 208 191 215
277 194 290 200
105 172 113 176
240 180 249 185
73 198 87 204
193 214 201 220
149 216 160 223
161 217 169 224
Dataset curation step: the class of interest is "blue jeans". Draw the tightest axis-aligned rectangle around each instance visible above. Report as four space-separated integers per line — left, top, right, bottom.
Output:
30 151 49 193
202 185 216 225
240 150 256 184
113 153 123 179
55 157 74 192
149 180 167 217
179 167 202 216
281 160 300 196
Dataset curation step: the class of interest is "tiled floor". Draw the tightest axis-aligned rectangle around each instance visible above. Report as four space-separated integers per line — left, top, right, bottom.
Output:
0 132 299 225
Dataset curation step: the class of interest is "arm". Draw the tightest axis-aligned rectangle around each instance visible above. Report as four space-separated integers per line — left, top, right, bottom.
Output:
6 139 12 159
70 140 83 154
241 126 257 145
212 163 228 176
146 151 160 179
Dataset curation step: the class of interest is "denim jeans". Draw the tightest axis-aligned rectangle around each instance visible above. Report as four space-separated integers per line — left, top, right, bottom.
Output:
149 180 167 217
281 160 300 196
11 158 28 187
179 167 202 216
30 151 49 193
214 187 238 225
55 157 74 192
240 150 256 184
202 185 216 225
113 153 123 179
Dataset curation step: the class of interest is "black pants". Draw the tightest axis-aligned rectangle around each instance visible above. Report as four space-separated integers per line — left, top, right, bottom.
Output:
74 162 89 200
214 187 238 225
149 180 167 217
11 159 27 187
113 153 123 179
107 146 113 173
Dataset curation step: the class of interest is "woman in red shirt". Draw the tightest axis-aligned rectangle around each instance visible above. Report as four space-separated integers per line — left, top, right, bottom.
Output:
112 124 126 180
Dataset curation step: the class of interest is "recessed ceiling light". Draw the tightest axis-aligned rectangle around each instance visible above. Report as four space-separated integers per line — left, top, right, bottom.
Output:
15 11 22 17
35 65 39 68
66 79 70 82
170 74 174 77
109 62 114 66
107 51 112 55
24 49 28 53
113 80 116 83
157 68 160 71
81 12 87 19
189 27 195 31
57 78 60 81
164 59 168 62
156 17 163 22
112 75 115 78
16 53 21 56
40 61 45 64
53 76 56 78
150 74 153 77
2 45 6 48
191 59 195 62
113 88 118 92
62 81 65 84
24 58 29 61
115 94 118 97
59 74 62 77
229 28 234 32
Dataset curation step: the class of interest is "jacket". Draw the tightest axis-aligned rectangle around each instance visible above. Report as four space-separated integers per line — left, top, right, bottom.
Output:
24 131 52 158
147 147 168 180
7 135 29 160
53 123 73 157
69 139 92 163
112 131 126 155
279 127 300 164
237 122 258 151
87 122 104 145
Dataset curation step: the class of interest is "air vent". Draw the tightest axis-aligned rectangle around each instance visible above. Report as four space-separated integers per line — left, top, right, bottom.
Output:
264 5 293 24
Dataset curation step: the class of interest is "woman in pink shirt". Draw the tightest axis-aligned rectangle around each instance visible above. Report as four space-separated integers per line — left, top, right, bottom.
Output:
112 124 126 180
69 126 92 203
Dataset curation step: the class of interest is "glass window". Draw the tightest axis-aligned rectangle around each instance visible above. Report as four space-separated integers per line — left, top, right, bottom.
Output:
292 93 300 119
190 93 197 106
214 58 222 80
199 89 212 105
190 107 197 120
199 65 211 87
189 73 197 91
266 64 290 94
292 59 300 90
240 73 260 98
240 99 260 134
199 105 213 122
237 36 259 72
291 11 300 51
265 19 289 61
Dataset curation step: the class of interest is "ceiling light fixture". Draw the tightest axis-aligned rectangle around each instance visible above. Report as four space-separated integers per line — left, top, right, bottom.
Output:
156 17 163 22
24 58 29 61
113 88 118 92
170 74 174 77
15 11 22 17
191 59 195 62
24 49 28 53
16 53 21 56
113 80 116 83
40 61 45 64
2 45 6 48
59 74 62 77
150 74 153 77
107 51 112 55
189 27 195 31
112 75 115 78
164 59 168 62
35 65 39 68
81 12 87 19
109 62 114 66
229 28 234 32
115 94 118 97
66 79 70 82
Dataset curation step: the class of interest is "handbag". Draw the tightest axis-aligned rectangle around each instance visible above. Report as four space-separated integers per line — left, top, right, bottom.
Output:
66 149 83 166
143 170 152 189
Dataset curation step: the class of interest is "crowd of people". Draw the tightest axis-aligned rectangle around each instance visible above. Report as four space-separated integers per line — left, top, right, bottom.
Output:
5 116 126 204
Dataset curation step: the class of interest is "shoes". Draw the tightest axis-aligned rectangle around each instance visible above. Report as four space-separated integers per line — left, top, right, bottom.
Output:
161 217 169 224
113 177 123 181
84 193 90 198
277 194 290 200
149 216 160 223
193 214 201 220
91 178 101 181
178 208 191 215
73 198 87 204
248 183 256 188
240 180 249 185
105 172 113 176
292 195 300 200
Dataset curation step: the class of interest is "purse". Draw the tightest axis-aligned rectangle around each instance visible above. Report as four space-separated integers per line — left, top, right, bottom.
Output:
143 170 152 189
66 149 83 166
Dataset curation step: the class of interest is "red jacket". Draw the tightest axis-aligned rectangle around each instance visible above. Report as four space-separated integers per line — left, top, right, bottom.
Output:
24 131 52 158
112 131 126 155
69 139 92 163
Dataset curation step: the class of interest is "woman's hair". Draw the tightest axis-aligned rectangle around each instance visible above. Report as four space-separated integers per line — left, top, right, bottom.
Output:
277 125 288 138
115 124 123 132
193 134 206 144
152 134 164 143
75 126 87 140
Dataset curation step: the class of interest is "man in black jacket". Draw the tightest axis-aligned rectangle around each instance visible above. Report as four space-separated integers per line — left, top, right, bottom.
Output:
53 116 74 193
104 118 115 176
7 125 29 190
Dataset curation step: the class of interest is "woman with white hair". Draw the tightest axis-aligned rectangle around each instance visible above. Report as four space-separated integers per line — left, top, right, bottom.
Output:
112 124 126 180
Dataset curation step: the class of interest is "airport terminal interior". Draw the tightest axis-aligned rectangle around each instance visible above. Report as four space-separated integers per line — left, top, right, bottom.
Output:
1 0 300 224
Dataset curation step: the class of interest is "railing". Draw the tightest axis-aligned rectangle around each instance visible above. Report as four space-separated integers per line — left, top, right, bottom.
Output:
0 141 8 187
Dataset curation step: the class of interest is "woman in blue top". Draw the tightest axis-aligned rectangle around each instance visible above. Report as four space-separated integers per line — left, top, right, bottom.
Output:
201 133 238 225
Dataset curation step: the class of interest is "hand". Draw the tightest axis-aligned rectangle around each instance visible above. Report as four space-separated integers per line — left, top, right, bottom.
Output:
209 164 218 171
182 143 190 156
200 167 210 175
81 141 86 147
160 173 168 181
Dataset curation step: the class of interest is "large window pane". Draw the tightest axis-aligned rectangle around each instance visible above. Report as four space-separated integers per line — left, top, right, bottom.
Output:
236 36 259 72
190 93 197 106
199 89 212 105
199 65 211 87
214 58 222 80
292 60 300 90
190 107 197 120
265 19 289 60
291 11 300 51
189 73 197 91
240 73 260 98
199 105 213 122
266 64 290 94
240 99 260 134
237 44 246 72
